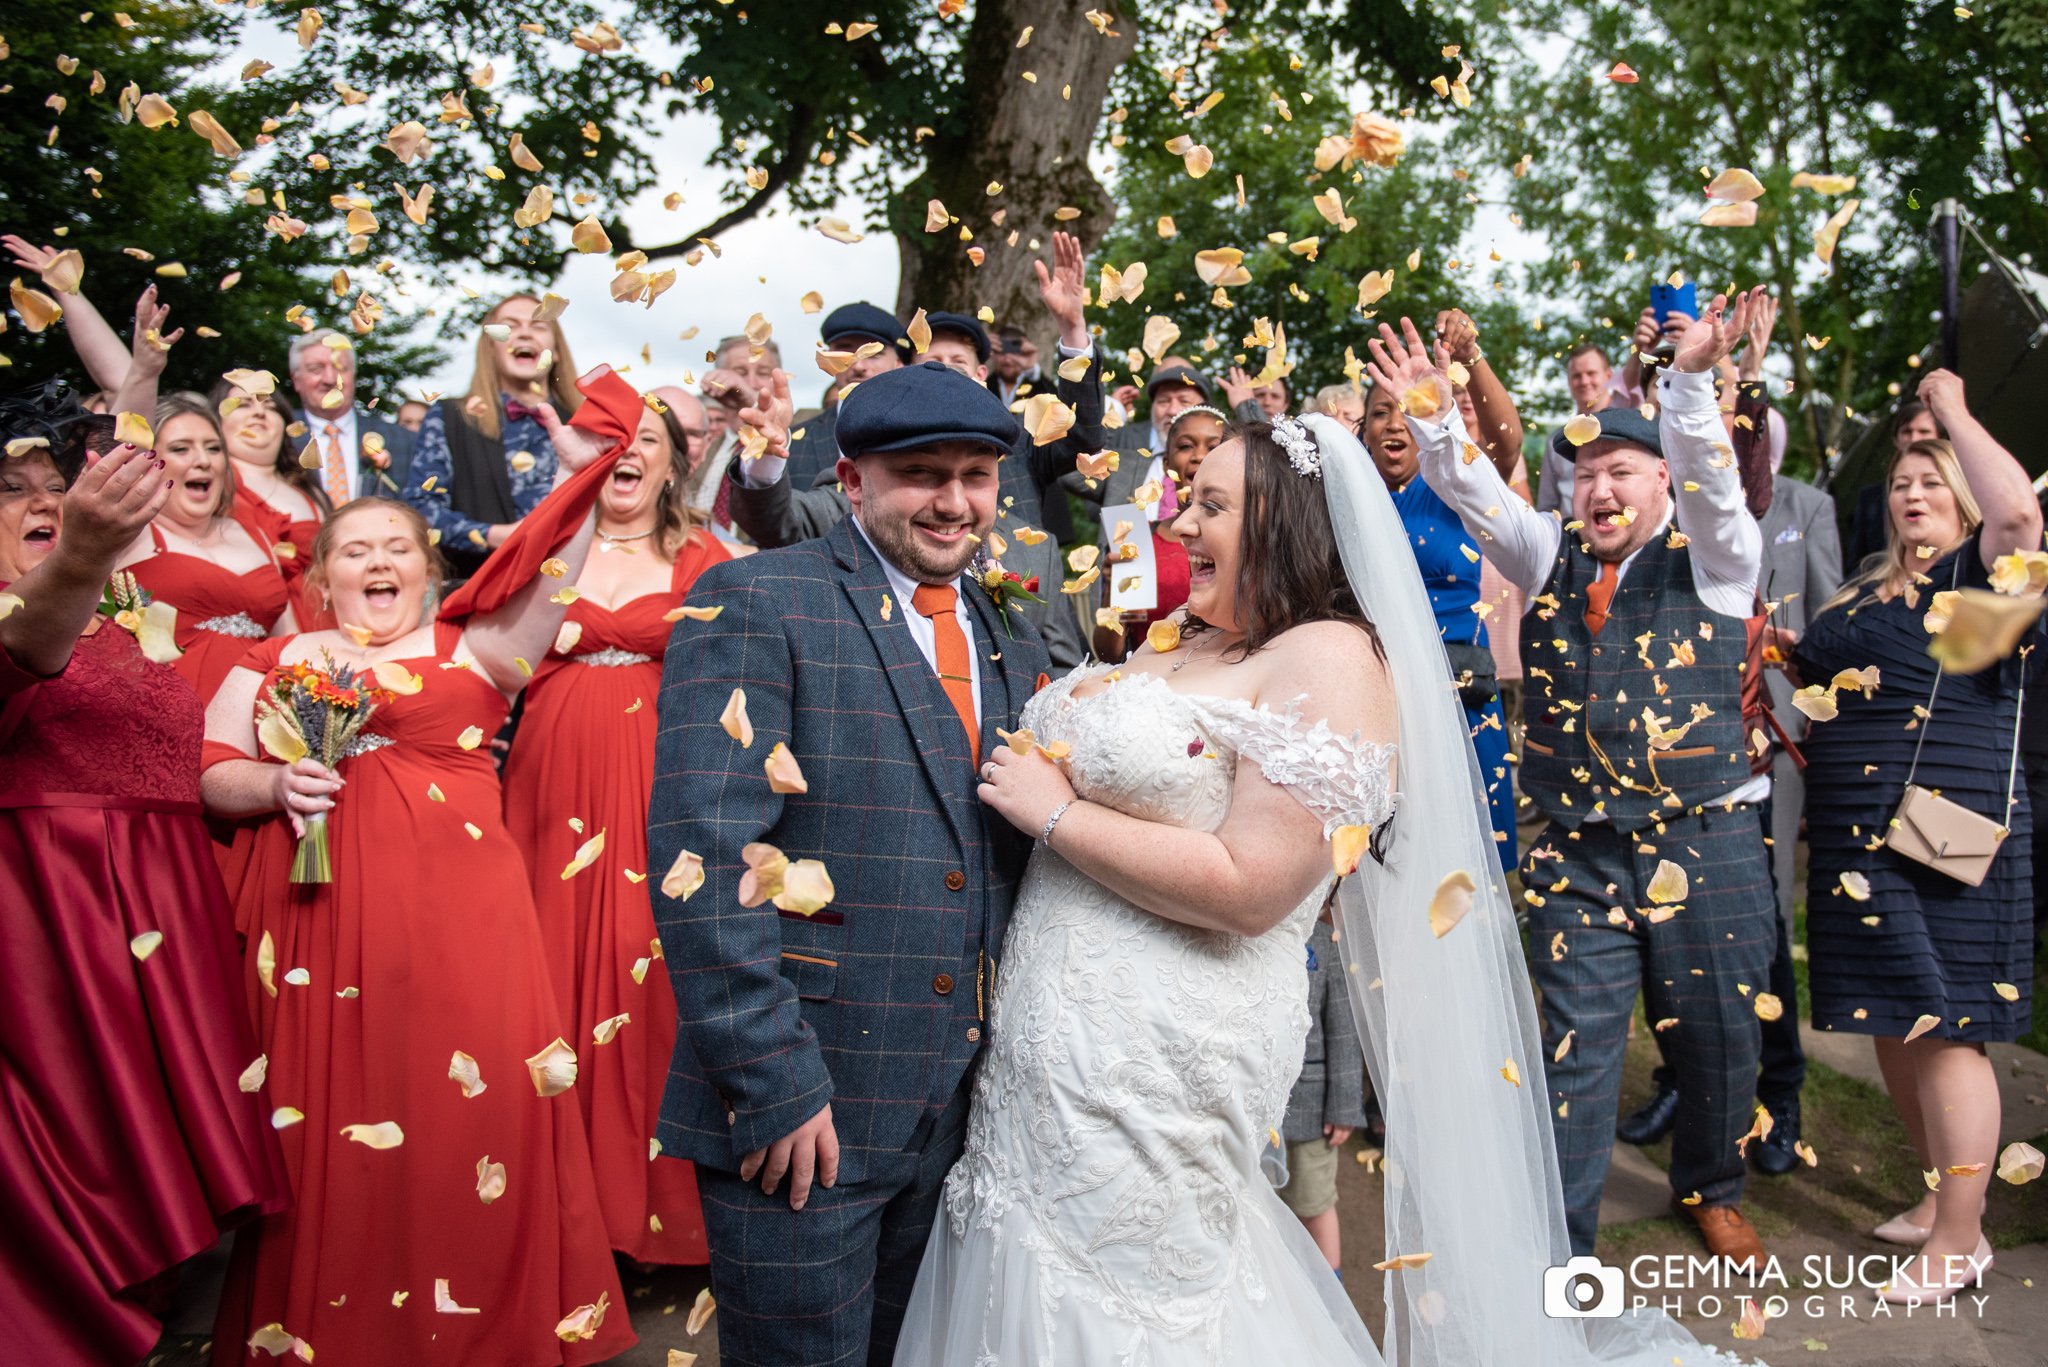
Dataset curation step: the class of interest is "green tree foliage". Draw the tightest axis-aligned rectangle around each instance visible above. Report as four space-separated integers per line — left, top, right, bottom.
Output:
1464 0 2047 472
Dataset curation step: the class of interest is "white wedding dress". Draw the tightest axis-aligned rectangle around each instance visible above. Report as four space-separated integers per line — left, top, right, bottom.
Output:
894 666 1395 1365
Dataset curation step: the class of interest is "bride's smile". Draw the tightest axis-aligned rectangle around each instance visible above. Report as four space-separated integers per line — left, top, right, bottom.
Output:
1171 439 1245 630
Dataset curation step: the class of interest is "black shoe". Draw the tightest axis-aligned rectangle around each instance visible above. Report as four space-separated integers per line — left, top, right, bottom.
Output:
1616 1085 1680 1146
1750 1098 1803 1176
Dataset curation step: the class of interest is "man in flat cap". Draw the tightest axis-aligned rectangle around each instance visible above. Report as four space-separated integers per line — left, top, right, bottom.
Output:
782 300 915 491
1367 292 1780 1272
648 360 1051 1366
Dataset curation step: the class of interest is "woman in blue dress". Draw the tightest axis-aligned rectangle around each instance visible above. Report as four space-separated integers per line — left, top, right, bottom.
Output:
1357 309 1525 868
1791 368 2040 1304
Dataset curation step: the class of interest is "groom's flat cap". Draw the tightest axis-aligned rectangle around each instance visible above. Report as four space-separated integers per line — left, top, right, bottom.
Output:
1550 405 1664 461
837 360 1021 457
820 301 912 362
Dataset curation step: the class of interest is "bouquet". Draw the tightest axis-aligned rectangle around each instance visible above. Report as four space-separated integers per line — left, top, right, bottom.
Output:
98 570 182 663
256 651 396 883
971 548 1042 638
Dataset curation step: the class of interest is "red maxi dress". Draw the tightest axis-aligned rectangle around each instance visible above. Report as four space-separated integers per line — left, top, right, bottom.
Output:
501 531 729 1265
0 618 288 1365
130 522 291 705
232 483 324 628
204 370 647 1366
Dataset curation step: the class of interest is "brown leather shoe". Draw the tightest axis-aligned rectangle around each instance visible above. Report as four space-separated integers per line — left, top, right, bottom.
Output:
1673 1201 1765 1271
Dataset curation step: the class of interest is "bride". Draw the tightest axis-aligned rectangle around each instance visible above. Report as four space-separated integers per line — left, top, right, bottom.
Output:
892 404 1747 1365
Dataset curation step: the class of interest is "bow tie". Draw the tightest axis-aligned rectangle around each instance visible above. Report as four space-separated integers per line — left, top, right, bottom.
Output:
504 398 544 422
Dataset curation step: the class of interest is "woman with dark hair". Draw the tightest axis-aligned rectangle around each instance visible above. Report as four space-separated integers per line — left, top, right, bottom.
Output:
199 368 648 1365
117 392 294 703
500 400 729 1267
1792 367 2040 1304
0 385 288 1364
211 377 331 626
403 294 584 579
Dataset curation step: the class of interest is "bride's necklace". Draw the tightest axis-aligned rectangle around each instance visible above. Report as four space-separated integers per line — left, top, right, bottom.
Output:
1170 630 1240 673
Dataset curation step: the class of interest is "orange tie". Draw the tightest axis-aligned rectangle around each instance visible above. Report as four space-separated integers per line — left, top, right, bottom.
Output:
1584 559 1620 635
911 583 980 764
321 422 351 509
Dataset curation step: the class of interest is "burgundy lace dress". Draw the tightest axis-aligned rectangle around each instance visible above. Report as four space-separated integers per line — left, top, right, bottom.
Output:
0 615 289 1365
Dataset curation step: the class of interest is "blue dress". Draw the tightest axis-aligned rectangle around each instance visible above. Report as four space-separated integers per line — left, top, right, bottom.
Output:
1792 532 2035 1042
1390 477 1515 870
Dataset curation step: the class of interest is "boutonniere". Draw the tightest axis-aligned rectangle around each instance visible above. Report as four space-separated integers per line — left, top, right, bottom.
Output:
99 570 183 663
971 549 1042 637
1034 671 1052 694
362 432 400 492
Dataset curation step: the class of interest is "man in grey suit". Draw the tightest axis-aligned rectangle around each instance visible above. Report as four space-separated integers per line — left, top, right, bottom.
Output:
287 328 415 500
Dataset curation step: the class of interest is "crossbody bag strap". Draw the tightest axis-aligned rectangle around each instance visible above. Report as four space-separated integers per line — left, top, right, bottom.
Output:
1900 553 2029 819
1901 555 1966 790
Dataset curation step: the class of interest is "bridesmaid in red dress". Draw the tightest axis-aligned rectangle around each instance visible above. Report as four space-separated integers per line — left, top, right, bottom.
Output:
0 401 288 1365
199 368 644 1366
119 393 293 704
502 400 730 1267
213 379 332 628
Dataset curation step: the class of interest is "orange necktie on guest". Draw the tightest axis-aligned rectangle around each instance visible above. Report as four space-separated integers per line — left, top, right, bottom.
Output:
911 582 980 763
1584 559 1620 635
321 422 350 509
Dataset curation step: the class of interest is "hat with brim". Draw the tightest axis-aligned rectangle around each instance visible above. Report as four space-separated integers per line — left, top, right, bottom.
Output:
1550 405 1663 461
837 361 1021 457
1145 364 1213 401
821 301 912 363
926 311 992 365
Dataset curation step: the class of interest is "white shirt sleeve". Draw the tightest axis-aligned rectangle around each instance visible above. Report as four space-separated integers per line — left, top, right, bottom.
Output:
1656 368 1762 615
1407 402 1563 596
737 448 787 490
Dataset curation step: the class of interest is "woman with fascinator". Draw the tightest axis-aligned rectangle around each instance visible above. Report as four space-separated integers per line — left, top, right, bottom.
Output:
893 410 1740 1363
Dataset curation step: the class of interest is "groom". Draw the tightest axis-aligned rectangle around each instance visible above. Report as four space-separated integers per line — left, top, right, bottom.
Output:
648 361 1050 1365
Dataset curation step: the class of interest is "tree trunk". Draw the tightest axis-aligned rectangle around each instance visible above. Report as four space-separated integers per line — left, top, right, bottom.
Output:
891 0 1136 351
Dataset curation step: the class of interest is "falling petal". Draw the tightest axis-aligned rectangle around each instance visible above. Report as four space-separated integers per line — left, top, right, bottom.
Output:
1017 392 1076 446
1373 1251 1435 1271
248 1323 314 1360
571 215 612 254
1193 247 1252 288
238 1055 268 1092
1357 270 1394 309
1927 588 2047 673
555 1293 611 1343
721 689 755 747
1562 413 1602 447
773 859 836 917
1903 1013 1942 1043
765 743 809 794
1331 824 1371 876
271 1106 304 1129
1790 685 1839 722
1500 1058 1522 1087
129 930 164 961
1813 199 1860 267
1839 870 1872 901
448 1050 487 1098
686 1287 717 1335
560 828 607 879
10 279 63 331
340 1121 405 1149
1699 202 1759 228
1429 870 1476 937
1790 171 1857 195
1646 859 1689 904
1704 168 1766 203
661 848 705 901
476 1155 507 1203
456 725 484 750
1997 1141 2044 1184
525 1037 579 1096
434 1278 481 1315
592 1013 630 1045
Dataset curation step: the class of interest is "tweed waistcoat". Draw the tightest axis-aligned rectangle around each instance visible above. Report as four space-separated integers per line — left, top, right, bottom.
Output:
1519 526 1752 831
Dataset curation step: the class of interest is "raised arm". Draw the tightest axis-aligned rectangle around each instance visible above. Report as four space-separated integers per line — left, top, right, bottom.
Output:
109 286 183 422
1367 318 1562 594
1435 308 1525 483
0 444 167 676
2 236 130 393
1661 288 1766 601
1917 368 2043 567
647 573 833 1155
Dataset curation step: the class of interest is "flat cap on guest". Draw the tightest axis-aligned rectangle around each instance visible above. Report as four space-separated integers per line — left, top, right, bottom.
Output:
1145 364 1213 402
1550 404 1664 461
926 311 992 365
836 360 1022 457
821 301 912 363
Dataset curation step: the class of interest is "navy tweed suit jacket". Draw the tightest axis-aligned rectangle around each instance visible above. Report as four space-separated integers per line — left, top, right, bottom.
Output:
649 519 1050 1183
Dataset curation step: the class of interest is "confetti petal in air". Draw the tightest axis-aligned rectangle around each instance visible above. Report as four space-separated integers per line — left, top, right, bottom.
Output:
1998 1141 2045 1184
448 1050 487 1098
1790 171 1857 195
764 743 809 793
661 848 705 901
1429 870 1475 937
1646 859 1689 904
560 829 607 879
1813 199 1860 267
434 1278 481 1315
1703 168 1766 203
686 1288 717 1335
339 1121 405 1149
525 1038 579 1095
476 1155 507 1204
10 279 62 332
721 689 754 747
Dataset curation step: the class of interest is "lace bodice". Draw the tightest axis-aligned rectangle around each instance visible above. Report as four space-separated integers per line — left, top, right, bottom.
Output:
927 665 1395 1359
1 623 202 803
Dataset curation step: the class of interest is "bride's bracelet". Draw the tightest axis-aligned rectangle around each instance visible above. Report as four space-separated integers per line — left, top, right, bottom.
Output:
1039 800 1074 845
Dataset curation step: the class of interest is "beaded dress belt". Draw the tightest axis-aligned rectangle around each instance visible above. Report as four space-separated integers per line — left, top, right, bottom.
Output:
193 612 266 638
341 733 395 759
576 648 654 667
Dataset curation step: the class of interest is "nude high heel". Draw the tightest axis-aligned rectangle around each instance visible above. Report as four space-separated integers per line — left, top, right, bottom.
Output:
1876 1235 1992 1305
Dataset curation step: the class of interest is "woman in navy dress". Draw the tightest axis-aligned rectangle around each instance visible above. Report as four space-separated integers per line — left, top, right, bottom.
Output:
1792 368 2040 1304
1357 309 1525 868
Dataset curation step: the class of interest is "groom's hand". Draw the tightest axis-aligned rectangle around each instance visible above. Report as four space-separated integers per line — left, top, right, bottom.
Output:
741 1102 839 1210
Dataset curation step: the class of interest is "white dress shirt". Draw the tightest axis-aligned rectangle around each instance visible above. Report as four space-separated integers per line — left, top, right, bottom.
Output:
1410 366 1768 808
852 516 980 726
310 406 363 502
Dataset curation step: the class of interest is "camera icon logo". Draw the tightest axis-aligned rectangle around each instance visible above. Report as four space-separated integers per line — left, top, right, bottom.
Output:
1543 1255 1625 1318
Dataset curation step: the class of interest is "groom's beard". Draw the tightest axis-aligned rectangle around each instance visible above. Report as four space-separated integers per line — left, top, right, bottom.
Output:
859 504 991 584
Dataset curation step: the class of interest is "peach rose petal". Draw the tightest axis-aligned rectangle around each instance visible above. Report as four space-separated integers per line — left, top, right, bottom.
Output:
476 1154 507 1203
764 743 809 794
1374 1251 1434 1271
525 1037 579 1096
238 1055 269 1092
661 848 705 901
1018 392 1077 447
456 725 484 750
434 1278 482 1315
774 859 837 917
722 689 755 747
448 1050 487 1098
1791 171 1857 196
1331 824 1371 877
1704 168 1766 203
1562 413 1602 447
1996 1141 2044 1184
592 1013 630 1045
1700 201 1759 228
555 1293 611 1343
1813 199 1860 268
1429 870 1476 938
1839 870 1872 901
248 1323 314 1360
271 1106 304 1129
686 1287 717 1335
1646 859 1689 905
560 828 607 880
1903 1013 1943 1044
340 1121 405 1149
257 929 279 997
1357 270 1394 309
129 929 165 961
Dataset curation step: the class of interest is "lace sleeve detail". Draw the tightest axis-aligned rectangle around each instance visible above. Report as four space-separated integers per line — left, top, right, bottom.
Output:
1186 693 1396 837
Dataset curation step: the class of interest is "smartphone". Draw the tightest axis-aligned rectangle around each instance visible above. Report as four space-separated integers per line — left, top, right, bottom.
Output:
1650 281 1698 325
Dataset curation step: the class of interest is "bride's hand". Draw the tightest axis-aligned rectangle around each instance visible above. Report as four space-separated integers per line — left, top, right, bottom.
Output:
977 744 1076 837
1363 318 1453 424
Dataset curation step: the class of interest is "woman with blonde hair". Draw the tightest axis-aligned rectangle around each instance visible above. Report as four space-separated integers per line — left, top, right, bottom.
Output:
119 392 294 703
210 378 331 625
500 400 729 1267
1791 368 2041 1304
403 293 583 577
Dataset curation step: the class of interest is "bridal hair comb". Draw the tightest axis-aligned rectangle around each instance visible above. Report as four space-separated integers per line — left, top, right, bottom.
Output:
1271 416 1322 479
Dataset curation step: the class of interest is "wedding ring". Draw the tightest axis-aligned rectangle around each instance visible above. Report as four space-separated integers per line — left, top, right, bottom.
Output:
981 762 997 783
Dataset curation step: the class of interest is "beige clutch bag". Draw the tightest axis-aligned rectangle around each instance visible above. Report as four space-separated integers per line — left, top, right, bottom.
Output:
1884 784 2008 888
